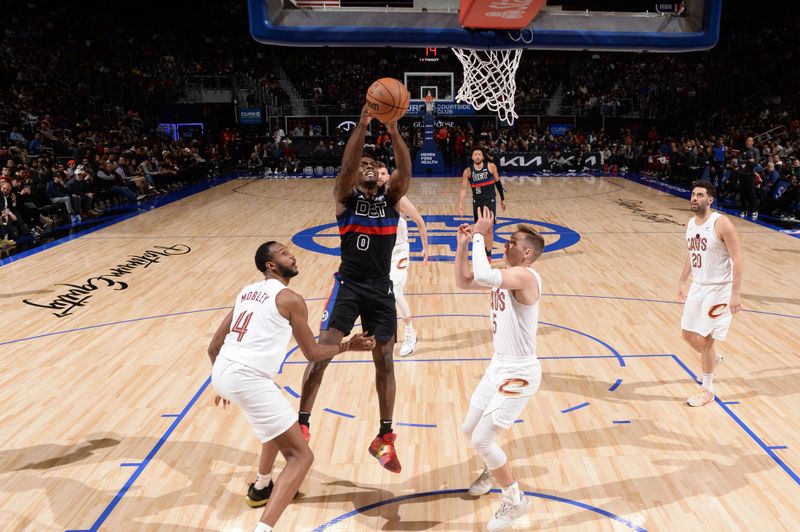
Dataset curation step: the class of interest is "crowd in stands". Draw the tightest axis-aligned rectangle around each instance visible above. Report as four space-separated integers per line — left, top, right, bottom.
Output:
3 0 799 250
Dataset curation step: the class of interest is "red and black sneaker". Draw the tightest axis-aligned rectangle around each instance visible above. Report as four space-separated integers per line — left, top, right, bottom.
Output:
300 424 310 444
368 432 401 473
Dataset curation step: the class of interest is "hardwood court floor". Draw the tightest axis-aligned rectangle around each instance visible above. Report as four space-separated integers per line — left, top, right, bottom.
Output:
1 175 798 531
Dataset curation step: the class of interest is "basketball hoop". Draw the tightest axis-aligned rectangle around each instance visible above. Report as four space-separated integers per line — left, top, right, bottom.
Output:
453 48 523 125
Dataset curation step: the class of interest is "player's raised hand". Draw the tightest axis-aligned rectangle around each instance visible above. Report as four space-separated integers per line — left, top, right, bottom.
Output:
456 223 473 247
384 120 399 135
359 104 373 126
347 333 376 351
473 206 494 237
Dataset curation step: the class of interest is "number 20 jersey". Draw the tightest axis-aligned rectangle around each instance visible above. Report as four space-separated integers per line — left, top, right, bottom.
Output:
337 186 399 280
685 212 732 285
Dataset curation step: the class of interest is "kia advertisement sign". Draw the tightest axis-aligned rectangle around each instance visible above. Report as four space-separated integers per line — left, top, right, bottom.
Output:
498 153 549 172
497 152 603 173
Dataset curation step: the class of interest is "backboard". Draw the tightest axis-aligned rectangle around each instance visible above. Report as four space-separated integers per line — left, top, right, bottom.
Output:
248 0 721 52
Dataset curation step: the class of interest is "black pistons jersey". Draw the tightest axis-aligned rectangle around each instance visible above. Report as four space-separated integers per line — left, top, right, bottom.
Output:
336 186 399 280
469 164 496 199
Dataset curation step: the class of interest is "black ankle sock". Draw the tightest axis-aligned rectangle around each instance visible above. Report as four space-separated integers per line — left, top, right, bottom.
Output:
299 411 310 427
485 249 492 258
379 419 393 436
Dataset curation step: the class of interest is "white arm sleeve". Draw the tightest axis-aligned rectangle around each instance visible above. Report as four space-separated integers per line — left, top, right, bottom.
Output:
471 234 502 288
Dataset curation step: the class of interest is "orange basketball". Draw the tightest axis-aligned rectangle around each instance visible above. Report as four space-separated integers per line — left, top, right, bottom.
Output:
366 78 411 123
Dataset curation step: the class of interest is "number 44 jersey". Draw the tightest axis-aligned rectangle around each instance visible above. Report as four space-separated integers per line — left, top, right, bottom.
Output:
219 279 292 378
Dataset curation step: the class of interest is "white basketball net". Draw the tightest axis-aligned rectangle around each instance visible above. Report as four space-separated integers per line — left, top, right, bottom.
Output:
453 48 523 125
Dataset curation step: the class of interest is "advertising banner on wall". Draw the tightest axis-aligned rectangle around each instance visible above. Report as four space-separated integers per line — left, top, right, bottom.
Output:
238 107 264 125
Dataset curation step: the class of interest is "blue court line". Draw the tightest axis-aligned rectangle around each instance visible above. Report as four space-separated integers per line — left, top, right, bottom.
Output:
283 355 619 366
541 321 625 367
65 376 212 532
160 414 179 418
670 355 800 486
5 282 797 347
540 292 800 320
0 306 232 347
277 314 625 373
721 401 740 405
284 353 673 367
613 420 632 424
70 349 800 529
323 408 356 419
769 446 789 450
561 402 591 414
0 172 244 268
282 357 496 366
119 463 141 467
311 488 646 532
609 378 623 391
284 385 300 398
396 422 437 428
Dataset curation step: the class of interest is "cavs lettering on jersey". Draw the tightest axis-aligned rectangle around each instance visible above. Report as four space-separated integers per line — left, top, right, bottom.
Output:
686 212 732 285
218 278 292 378
469 164 496 198
490 268 542 366
337 186 399 280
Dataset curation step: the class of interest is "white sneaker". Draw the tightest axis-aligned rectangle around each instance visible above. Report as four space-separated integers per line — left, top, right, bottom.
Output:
487 495 530 531
468 467 493 496
399 333 417 357
687 389 715 407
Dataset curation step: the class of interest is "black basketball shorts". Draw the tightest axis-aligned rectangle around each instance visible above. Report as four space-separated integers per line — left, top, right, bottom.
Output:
472 197 497 223
320 273 397 342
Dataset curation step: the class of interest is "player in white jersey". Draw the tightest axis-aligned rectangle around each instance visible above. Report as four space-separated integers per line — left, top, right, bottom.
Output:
207 241 374 532
454 206 545 531
678 180 743 407
375 162 429 356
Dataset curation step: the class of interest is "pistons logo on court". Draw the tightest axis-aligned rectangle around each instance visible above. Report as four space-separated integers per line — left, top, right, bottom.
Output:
292 215 580 262
498 378 529 396
708 303 727 318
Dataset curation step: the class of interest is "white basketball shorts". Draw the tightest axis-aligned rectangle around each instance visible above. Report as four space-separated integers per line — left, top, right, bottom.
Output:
389 244 410 289
212 356 296 443
469 360 542 429
680 282 733 341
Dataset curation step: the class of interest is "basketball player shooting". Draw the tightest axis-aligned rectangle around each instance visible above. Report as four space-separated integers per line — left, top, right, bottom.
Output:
454 206 544 530
298 102 412 473
679 180 744 407
207 242 374 532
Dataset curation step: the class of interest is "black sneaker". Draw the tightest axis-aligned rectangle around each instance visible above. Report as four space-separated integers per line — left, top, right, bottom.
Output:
245 480 273 507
